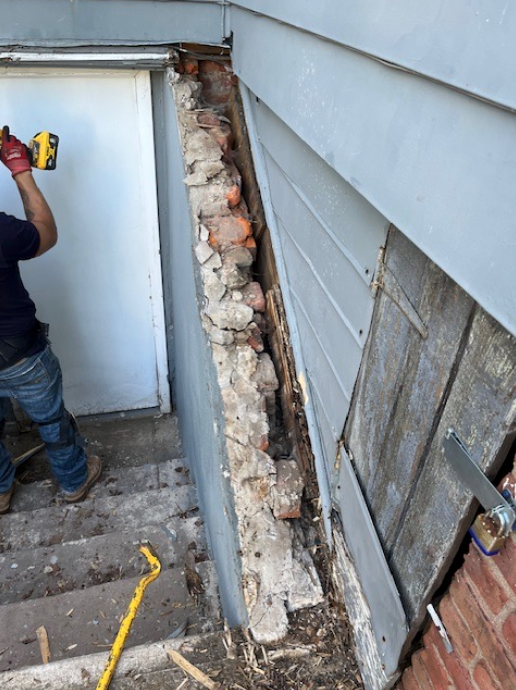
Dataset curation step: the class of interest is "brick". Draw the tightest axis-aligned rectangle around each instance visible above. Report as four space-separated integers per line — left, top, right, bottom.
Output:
183 58 199 75
502 610 516 660
439 595 478 662
464 545 510 615
197 111 220 127
226 184 241 209
451 576 516 679
411 652 434 690
472 661 503 690
210 124 233 156
199 60 230 73
427 627 473 690
207 216 252 251
241 282 266 313
245 236 257 258
493 534 516 596
401 667 422 690
419 643 453 689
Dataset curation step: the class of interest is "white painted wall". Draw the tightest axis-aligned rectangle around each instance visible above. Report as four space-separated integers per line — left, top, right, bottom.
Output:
0 69 170 415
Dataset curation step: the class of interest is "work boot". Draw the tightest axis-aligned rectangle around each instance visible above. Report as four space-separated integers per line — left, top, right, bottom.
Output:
63 456 102 503
0 485 14 515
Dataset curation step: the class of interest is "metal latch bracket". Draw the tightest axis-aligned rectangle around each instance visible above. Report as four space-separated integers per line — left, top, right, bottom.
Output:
443 428 516 528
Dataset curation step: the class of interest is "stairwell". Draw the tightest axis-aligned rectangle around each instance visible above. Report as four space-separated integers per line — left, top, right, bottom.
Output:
0 413 222 687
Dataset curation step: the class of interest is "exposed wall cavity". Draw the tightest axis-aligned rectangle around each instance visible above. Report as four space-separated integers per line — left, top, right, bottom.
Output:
168 61 323 643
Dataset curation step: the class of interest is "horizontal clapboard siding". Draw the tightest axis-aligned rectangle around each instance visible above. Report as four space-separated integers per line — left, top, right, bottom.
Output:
250 98 388 470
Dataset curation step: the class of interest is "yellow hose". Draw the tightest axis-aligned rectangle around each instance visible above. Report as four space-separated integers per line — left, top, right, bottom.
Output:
95 542 162 690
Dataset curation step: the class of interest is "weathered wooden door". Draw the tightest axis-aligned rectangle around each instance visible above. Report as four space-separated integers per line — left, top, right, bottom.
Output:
342 226 516 662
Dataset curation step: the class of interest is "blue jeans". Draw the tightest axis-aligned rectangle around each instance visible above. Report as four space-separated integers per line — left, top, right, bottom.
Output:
0 345 87 495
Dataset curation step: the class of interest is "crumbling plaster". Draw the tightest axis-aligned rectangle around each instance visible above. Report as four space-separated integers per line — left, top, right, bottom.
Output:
169 68 323 643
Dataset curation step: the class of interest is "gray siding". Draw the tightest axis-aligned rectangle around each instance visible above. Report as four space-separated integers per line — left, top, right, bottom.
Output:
248 98 388 474
230 1 516 110
0 0 223 46
230 7 516 342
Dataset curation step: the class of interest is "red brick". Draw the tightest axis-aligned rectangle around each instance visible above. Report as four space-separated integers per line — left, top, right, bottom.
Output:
464 545 510 615
207 216 252 251
419 643 453 689
197 111 220 127
472 661 503 690
452 576 516 679
231 199 250 220
241 282 266 313
244 236 257 258
401 667 423 690
183 58 199 75
493 534 516 596
439 596 478 662
210 124 233 156
411 652 434 690
427 627 473 690
502 610 516 660
199 60 230 73
226 184 241 208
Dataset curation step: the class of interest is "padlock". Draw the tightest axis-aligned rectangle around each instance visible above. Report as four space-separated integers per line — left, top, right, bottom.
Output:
501 474 516 532
469 508 509 556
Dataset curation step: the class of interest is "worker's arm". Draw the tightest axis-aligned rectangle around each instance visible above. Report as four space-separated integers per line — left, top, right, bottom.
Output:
14 171 57 256
0 125 57 257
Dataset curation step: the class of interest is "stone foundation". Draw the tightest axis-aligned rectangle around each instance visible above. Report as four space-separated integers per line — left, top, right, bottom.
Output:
169 62 323 643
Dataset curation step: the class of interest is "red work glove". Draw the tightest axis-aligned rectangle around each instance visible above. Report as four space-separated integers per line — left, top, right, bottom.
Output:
0 126 32 177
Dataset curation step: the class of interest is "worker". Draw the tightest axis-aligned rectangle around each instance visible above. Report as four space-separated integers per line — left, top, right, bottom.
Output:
0 126 101 514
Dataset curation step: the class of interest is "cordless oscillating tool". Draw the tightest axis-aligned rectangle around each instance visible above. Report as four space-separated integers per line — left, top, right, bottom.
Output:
0 130 59 170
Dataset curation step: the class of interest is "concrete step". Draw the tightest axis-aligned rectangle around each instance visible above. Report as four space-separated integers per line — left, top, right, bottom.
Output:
0 561 220 672
0 485 199 553
11 458 192 513
0 516 207 605
110 666 219 689
2 632 228 690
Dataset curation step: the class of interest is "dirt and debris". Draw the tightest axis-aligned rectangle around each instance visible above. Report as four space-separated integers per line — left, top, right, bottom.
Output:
174 601 363 689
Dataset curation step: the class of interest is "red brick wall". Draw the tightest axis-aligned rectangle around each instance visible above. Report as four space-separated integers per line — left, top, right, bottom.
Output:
398 470 516 690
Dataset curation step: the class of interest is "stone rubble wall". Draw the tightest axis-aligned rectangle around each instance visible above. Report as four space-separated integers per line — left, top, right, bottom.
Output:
169 64 323 643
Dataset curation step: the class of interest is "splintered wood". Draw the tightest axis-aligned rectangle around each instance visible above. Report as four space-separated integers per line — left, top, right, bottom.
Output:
266 286 312 480
168 650 220 689
36 626 51 664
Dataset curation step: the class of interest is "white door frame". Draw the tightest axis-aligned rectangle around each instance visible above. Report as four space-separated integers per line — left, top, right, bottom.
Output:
134 70 171 413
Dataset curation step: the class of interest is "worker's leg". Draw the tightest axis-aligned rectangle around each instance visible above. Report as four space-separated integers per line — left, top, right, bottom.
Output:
0 345 88 493
0 403 15 496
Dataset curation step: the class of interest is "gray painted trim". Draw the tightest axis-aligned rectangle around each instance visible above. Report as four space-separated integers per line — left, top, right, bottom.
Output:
0 0 224 47
153 71 246 626
228 0 516 112
240 85 333 544
332 450 408 678
231 10 516 340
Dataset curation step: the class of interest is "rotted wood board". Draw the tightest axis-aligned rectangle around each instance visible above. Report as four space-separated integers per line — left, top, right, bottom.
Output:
345 230 429 492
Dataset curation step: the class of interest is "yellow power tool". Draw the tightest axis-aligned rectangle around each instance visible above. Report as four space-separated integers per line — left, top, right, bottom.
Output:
0 130 59 170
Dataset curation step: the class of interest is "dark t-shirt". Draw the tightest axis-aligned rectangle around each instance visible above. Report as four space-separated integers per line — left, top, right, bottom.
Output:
0 212 41 338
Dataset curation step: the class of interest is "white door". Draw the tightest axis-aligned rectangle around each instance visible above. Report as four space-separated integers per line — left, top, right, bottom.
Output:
0 69 170 415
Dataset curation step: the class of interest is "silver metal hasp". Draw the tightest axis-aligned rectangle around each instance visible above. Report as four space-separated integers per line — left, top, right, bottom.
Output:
443 428 516 530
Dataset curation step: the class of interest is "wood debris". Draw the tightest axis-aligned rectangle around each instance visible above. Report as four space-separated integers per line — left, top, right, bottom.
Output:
36 626 51 664
168 649 220 689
